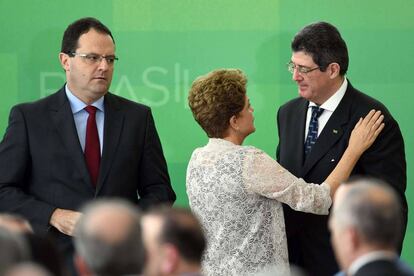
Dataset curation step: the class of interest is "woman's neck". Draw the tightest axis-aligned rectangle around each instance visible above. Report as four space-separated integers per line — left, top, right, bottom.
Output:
222 134 244 145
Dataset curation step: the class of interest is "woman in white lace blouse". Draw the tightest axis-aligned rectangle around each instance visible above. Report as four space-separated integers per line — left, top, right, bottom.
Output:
186 69 384 276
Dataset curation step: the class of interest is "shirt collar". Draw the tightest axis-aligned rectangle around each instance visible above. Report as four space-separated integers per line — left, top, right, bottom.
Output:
65 84 105 114
348 250 397 276
309 78 348 111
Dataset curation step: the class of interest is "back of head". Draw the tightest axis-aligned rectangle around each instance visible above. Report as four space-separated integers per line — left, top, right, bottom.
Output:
0 227 30 275
143 207 206 270
158 207 206 264
292 21 348 75
61 17 114 54
5 262 52 276
333 178 402 249
0 213 33 233
74 199 145 276
188 68 247 138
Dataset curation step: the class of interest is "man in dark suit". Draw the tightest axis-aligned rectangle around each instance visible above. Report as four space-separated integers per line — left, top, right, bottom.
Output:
0 17 175 272
329 178 414 276
276 22 407 276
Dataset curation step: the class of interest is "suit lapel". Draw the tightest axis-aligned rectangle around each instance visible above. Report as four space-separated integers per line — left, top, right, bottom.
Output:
302 84 355 176
48 88 94 191
96 93 124 194
291 100 308 170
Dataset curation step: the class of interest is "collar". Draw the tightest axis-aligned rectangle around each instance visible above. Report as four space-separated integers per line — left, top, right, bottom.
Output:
348 250 397 275
65 84 105 114
309 78 348 111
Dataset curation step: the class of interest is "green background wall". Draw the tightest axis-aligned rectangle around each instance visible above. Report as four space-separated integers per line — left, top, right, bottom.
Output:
1 0 412 265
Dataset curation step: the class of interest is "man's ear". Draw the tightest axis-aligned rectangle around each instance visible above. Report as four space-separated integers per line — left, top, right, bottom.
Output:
74 254 93 276
161 244 179 274
328 62 341 79
348 226 360 252
59 52 70 71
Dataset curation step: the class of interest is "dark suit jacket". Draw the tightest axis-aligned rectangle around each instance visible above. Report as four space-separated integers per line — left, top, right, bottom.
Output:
276 81 407 276
0 87 176 256
354 259 414 276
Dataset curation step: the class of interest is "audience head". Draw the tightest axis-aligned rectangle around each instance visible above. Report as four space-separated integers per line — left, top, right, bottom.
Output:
142 207 206 276
329 177 402 271
0 213 33 233
74 199 145 276
188 69 255 140
0 227 30 275
5 262 52 276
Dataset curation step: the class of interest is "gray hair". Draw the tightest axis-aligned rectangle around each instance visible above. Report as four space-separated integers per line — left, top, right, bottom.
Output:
74 199 145 276
5 262 52 276
0 227 30 275
332 178 402 248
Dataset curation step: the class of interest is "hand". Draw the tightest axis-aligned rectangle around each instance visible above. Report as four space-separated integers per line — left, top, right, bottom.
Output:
348 109 385 156
50 208 82 236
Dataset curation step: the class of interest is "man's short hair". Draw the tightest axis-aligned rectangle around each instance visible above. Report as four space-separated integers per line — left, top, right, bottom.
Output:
74 199 145 275
61 17 114 54
334 177 402 248
148 207 206 264
292 21 349 75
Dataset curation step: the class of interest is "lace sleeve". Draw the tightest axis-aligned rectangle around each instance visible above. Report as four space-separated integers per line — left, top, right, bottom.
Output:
242 147 332 215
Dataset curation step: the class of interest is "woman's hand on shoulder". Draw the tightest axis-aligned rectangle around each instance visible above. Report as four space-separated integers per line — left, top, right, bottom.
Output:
348 109 385 155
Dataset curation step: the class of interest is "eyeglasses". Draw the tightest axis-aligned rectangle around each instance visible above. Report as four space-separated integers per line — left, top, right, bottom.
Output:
68 53 118 65
287 61 320 74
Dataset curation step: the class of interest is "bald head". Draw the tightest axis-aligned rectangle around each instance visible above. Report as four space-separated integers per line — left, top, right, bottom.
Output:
80 203 136 244
332 179 402 247
330 178 403 270
74 199 145 275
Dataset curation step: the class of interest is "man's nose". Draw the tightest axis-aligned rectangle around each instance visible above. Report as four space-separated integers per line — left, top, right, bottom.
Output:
292 68 302 81
97 58 110 70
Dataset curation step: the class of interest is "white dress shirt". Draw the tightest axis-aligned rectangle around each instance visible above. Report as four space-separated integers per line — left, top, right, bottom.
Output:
65 85 105 154
304 78 348 140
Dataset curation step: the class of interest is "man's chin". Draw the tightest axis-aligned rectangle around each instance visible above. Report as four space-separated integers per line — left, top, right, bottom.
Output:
298 89 311 100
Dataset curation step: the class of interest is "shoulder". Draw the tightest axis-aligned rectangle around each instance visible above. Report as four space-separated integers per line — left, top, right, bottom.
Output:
278 97 306 113
346 82 390 114
105 92 151 113
11 88 66 114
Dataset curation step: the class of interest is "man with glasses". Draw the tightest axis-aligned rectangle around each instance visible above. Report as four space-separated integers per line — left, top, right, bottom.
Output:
276 21 406 276
0 17 176 273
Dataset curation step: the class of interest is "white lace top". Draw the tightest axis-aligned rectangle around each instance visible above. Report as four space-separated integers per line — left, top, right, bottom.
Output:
186 138 332 276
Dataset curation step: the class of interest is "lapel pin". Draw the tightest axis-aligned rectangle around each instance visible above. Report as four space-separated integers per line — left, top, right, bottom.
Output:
331 158 335 162
333 129 338 134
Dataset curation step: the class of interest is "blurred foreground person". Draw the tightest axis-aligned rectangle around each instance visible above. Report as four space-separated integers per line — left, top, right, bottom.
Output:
74 199 145 276
142 207 205 276
329 178 414 276
0 227 30 275
5 263 52 276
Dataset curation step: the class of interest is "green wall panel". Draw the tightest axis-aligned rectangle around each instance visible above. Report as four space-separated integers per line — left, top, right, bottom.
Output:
0 0 412 265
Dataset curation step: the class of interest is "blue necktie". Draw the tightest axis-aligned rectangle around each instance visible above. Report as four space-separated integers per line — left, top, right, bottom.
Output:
304 106 324 155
